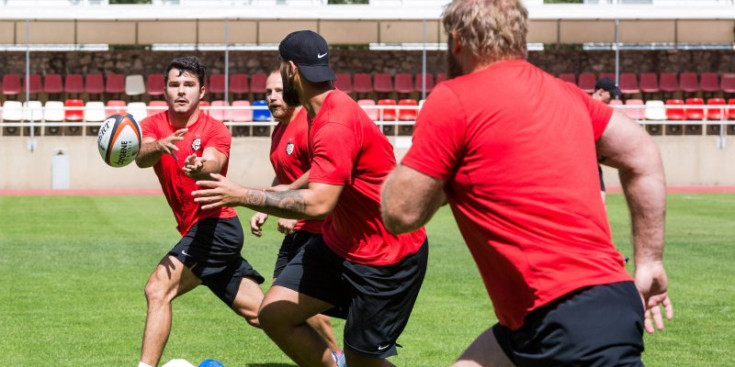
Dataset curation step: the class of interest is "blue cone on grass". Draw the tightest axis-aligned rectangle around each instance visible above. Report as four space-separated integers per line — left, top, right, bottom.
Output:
198 360 225 367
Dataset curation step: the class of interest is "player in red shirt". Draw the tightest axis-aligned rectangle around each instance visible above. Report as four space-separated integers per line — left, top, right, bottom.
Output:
193 31 428 367
381 1 673 366
249 70 342 360
134 56 265 367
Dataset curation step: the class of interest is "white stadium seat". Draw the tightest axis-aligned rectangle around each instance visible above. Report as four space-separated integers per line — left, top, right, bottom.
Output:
84 101 107 122
22 101 43 122
1 101 22 122
127 102 148 123
644 100 667 121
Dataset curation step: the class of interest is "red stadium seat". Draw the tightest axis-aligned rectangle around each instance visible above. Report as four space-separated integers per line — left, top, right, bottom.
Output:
599 72 615 82
64 99 84 121
685 98 704 120
353 73 373 94
377 99 397 121
334 73 352 93
700 73 720 93
208 74 226 95
435 73 447 84
578 72 596 93
619 73 640 95
357 99 377 120
199 100 211 116
414 73 435 94
728 98 735 120
639 73 659 94
659 73 678 93
249 73 267 95
64 74 84 95
85 74 105 95
105 73 125 94
232 100 253 122
665 99 685 120
147 100 168 117
398 99 418 121
706 98 726 120
146 74 165 97
558 73 576 84
374 73 394 94
679 72 699 94
609 100 623 107
2 74 21 96
394 73 414 94
721 73 735 94
624 99 645 120
210 100 230 122
105 100 127 118
43 74 63 95
230 74 249 95
23 74 42 95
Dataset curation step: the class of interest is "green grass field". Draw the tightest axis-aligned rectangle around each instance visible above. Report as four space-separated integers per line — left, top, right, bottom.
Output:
1 193 733 366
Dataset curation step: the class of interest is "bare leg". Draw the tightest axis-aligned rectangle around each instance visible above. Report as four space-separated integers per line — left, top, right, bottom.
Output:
230 276 265 328
306 314 340 353
452 328 515 367
258 285 336 367
140 256 201 367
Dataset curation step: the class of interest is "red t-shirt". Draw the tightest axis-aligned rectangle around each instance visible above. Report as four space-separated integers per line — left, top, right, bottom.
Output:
309 90 426 265
270 107 323 234
402 59 631 330
141 111 237 235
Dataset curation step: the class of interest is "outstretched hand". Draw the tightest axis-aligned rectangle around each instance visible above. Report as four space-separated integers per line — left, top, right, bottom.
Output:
158 128 188 157
182 154 208 178
192 173 246 210
635 262 674 334
250 212 268 237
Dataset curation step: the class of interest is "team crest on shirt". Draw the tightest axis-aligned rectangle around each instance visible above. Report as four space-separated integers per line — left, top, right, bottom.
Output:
191 138 202 152
286 142 295 155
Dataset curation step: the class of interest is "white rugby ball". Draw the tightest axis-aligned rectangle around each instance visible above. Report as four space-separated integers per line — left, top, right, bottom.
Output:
97 113 141 168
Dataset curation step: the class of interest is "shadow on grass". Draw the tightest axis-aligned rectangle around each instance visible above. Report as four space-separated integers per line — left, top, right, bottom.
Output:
246 364 295 367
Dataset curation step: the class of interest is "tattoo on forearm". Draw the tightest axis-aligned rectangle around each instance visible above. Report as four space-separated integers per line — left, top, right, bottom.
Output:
244 189 307 216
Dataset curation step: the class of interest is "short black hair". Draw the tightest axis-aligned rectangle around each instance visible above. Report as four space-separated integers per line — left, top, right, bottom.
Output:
164 56 206 87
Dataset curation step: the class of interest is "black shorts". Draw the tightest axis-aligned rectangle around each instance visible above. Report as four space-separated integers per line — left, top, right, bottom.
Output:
493 281 645 367
168 217 264 307
274 235 429 359
273 230 319 279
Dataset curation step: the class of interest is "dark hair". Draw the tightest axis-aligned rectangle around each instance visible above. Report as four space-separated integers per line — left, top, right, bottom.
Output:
164 56 206 87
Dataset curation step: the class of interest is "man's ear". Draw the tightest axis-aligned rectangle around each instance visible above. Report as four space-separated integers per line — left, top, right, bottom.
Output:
450 32 462 55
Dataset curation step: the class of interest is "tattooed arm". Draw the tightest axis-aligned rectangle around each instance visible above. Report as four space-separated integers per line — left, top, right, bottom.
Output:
192 173 342 220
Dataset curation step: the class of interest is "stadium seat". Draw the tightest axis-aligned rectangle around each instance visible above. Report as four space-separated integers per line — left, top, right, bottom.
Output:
43 100 65 136
125 74 146 97
43 74 64 96
414 73 435 94
578 72 596 93
146 74 165 97
728 98 735 120
377 99 397 135
85 74 105 98
64 74 84 96
624 99 645 120
1 100 22 136
721 73 735 95
250 73 267 96
252 99 271 136
85 101 106 135
334 73 352 94
126 102 148 124
644 100 666 136
199 100 211 116
106 100 127 118
397 99 418 136
209 100 230 122
2 74 21 97
374 73 394 94
231 100 252 137
23 74 42 96
700 72 720 94
558 73 576 84
353 73 373 94
619 73 640 95
665 99 685 120
230 74 249 96
106 73 125 95
147 100 168 116
679 72 699 94
22 101 43 136
394 73 414 95
435 73 447 84
685 98 705 120
609 99 623 107
599 73 615 82
209 74 226 95
639 73 659 94
357 99 378 121
64 99 85 135
705 98 726 135
659 73 678 93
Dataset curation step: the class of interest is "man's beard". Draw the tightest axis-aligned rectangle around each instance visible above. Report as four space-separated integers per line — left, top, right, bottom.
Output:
282 73 301 107
447 51 464 79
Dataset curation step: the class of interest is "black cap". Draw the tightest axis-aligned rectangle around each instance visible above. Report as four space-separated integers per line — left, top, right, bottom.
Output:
278 30 336 83
595 77 622 97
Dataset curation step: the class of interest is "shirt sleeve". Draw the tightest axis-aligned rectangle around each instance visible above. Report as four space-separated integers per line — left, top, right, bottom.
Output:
401 83 467 180
574 87 614 140
309 121 356 185
204 118 232 158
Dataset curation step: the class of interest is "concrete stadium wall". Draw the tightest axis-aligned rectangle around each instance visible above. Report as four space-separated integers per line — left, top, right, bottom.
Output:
1 135 734 190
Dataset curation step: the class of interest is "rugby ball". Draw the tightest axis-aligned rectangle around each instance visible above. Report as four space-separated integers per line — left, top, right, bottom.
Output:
97 113 141 167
